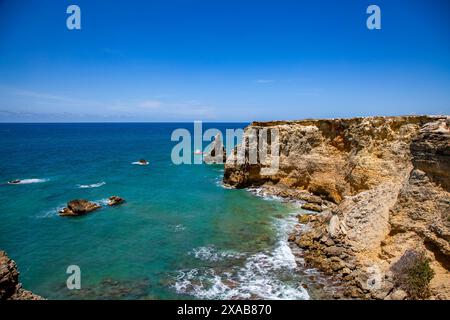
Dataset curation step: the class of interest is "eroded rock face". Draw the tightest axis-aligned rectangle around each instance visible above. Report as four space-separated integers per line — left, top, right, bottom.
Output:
224 116 434 202
204 133 227 164
224 115 450 299
59 199 101 216
0 251 43 300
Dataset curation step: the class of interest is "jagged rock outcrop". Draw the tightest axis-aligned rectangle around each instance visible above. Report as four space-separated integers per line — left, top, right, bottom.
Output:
224 115 450 299
0 251 43 300
59 199 101 216
204 133 227 164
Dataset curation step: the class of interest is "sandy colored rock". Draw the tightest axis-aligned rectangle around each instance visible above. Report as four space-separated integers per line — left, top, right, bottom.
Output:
224 115 450 299
108 196 125 206
59 199 101 216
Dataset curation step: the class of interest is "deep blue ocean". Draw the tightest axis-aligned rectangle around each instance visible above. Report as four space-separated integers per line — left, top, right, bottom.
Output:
0 123 313 300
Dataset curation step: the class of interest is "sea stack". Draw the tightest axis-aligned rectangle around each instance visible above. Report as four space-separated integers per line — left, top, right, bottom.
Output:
204 133 227 164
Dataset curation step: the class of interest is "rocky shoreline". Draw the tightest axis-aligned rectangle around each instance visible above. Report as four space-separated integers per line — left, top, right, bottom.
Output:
223 115 450 299
0 251 43 300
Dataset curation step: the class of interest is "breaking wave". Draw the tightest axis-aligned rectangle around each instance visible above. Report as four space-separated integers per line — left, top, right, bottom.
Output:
247 187 285 202
174 224 186 232
189 246 245 262
174 215 309 300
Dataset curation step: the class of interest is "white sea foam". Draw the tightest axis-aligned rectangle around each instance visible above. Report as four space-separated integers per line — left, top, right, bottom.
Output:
77 182 106 189
38 204 65 218
131 161 148 166
8 178 48 185
94 198 110 206
175 244 309 299
174 224 186 232
247 187 285 202
189 246 245 262
215 178 233 190
174 213 310 300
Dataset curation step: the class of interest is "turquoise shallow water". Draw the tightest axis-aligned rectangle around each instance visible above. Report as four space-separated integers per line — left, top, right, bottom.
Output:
0 123 310 300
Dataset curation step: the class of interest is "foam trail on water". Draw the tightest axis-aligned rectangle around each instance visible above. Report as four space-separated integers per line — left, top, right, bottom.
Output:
131 161 148 166
77 182 106 189
8 178 48 185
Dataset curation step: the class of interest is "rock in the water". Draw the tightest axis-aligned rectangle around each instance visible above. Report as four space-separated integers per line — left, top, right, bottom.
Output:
204 133 227 164
0 250 43 300
301 203 322 212
223 116 450 299
108 196 125 206
59 199 101 216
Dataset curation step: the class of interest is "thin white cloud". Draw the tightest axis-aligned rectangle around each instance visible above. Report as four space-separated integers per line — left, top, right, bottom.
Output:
296 88 322 97
0 85 218 121
138 100 162 109
256 79 274 84
14 89 75 103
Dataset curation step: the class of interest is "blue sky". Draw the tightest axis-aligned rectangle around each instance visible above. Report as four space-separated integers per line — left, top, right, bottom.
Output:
0 0 449 122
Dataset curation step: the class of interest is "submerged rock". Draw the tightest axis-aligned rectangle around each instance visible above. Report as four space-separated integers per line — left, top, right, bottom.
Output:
204 133 227 164
108 196 125 206
0 250 43 300
59 199 101 216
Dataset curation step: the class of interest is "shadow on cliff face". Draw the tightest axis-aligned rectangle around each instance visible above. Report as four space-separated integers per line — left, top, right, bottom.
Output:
410 118 450 192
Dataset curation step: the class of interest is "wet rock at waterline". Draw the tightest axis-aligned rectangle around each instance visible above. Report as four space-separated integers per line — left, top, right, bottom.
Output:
108 196 125 206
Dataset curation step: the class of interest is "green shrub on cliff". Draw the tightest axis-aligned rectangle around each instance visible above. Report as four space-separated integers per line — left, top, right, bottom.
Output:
391 249 435 299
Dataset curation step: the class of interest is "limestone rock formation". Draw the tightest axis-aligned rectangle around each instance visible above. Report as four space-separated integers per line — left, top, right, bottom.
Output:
204 133 227 164
223 115 450 299
59 199 101 216
108 196 125 206
0 250 43 300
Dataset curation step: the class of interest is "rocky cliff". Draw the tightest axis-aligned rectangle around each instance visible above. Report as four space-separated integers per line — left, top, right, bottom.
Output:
224 115 450 299
0 250 43 300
